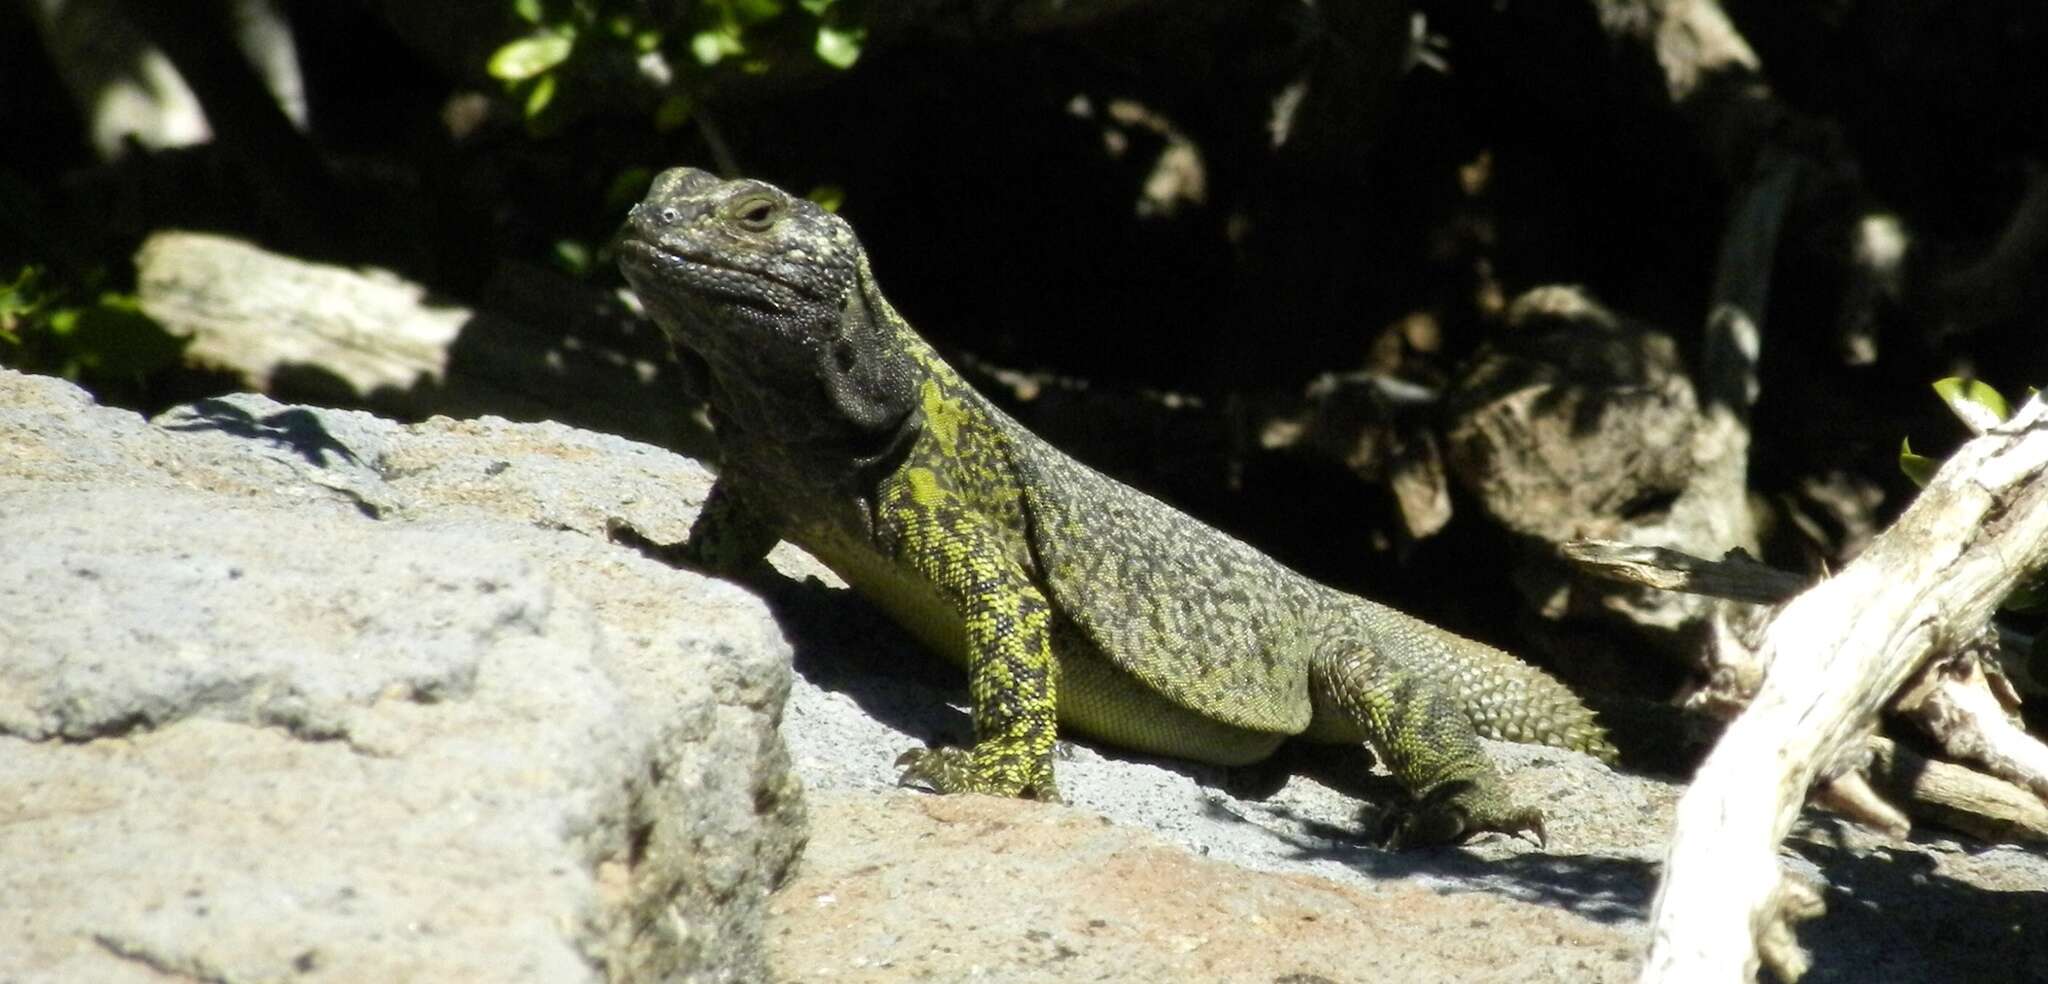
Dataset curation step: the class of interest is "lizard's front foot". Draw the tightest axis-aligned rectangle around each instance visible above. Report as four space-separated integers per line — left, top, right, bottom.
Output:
895 745 1063 803
1373 780 1546 849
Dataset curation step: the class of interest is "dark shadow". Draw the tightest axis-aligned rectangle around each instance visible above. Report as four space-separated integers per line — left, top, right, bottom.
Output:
753 570 977 747
253 269 719 466
160 397 361 469
1789 833 2048 983
1136 781 1666 925
1238 797 1662 925
608 523 974 746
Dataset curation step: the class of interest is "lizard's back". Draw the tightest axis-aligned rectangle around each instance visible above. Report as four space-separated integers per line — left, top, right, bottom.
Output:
993 404 1328 736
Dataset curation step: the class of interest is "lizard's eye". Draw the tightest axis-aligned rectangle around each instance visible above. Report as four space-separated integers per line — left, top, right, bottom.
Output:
730 195 780 232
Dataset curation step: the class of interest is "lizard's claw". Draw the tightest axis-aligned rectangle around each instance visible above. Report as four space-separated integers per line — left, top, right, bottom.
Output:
1373 781 1546 849
894 745 977 793
895 745 1063 803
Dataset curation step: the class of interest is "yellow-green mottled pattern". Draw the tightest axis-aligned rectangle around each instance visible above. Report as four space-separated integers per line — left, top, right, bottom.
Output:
620 167 1614 844
871 408 1058 798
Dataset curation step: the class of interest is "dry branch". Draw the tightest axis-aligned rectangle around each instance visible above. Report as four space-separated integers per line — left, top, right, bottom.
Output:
1567 535 2048 845
1688 145 1800 553
1564 537 2048 704
1557 540 1804 606
1641 397 2048 983
1864 737 2048 844
1895 650 2048 801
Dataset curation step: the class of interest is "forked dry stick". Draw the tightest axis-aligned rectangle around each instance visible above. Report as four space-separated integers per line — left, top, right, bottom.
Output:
1638 397 2048 982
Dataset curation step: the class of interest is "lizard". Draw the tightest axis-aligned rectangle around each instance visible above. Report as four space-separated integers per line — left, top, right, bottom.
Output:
616 166 1616 846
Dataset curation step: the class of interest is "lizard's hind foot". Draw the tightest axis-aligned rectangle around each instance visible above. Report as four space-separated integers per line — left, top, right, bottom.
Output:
1373 780 1547 849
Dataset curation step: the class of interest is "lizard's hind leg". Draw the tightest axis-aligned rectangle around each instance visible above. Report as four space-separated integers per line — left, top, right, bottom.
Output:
1308 644 1546 848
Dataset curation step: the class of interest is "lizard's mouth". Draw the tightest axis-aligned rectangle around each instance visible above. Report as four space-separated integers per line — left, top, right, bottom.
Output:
618 237 825 311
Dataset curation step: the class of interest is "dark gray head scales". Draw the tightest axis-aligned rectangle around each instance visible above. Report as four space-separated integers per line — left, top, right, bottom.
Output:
617 167 920 449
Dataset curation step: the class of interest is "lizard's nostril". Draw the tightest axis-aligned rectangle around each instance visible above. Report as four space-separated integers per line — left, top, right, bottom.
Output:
659 207 681 224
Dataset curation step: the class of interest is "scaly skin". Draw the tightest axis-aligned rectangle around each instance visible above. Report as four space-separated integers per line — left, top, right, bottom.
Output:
617 167 1615 845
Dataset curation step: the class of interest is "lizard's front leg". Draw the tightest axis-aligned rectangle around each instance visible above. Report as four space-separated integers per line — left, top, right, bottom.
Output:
611 476 780 575
882 475 1061 802
679 478 781 574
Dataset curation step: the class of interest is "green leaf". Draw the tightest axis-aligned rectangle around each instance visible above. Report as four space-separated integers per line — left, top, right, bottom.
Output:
814 23 863 69
488 33 573 80
653 93 694 132
513 0 545 24
805 184 845 212
732 0 785 23
1932 377 2010 433
798 0 835 14
524 72 559 118
552 239 592 276
691 28 743 66
605 167 655 212
1898 437 1939 488
0 266 41 318
60 294 184 377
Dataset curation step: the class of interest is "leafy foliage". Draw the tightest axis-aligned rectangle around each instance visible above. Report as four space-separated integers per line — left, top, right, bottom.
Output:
486 0 865 132
482 1 864 276
0 266 185 386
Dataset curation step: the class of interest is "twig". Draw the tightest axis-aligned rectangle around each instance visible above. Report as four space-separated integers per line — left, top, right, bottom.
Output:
1558 540 1804 605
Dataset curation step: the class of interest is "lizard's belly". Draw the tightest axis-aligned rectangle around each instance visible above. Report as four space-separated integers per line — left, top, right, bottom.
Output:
797 527 1286 767
1052 638 1287 766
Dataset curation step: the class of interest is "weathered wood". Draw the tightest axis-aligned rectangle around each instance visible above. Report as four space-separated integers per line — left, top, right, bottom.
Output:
1895 652 2048 803
1559 540 1805 606
1563 538 2048 702
135 230 711 457
1641 398 2048 983
138 231 462 395
1690 146 1800 550
1865 737 2048 844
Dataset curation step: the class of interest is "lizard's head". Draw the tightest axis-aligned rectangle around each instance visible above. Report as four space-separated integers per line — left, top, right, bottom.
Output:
618 167 917 447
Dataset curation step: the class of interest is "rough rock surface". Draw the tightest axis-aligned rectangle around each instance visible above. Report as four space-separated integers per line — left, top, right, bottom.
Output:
764 467 2048 982
775 791 1641 982
0 370 803 983
7 367 2046 983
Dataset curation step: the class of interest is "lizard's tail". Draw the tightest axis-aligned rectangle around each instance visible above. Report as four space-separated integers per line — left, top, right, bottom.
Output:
1352 600 1617 762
